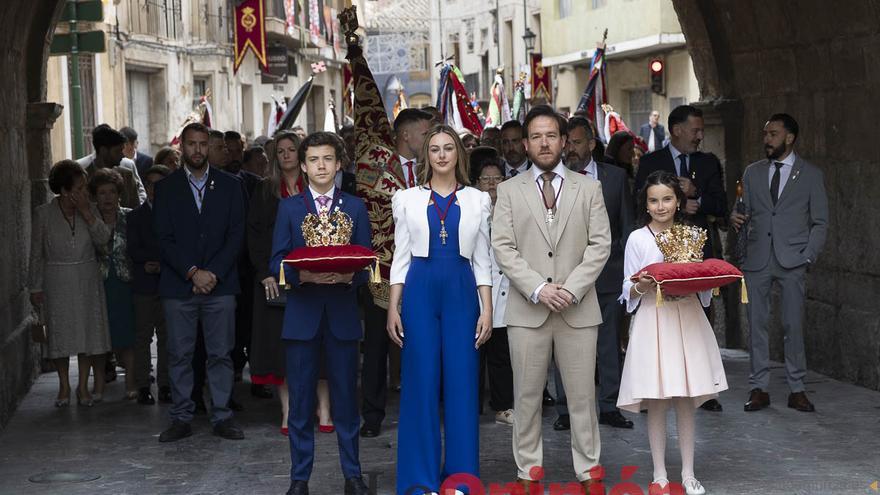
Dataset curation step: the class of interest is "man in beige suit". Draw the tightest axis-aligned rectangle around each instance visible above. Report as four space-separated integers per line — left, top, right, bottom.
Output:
492 105 611 493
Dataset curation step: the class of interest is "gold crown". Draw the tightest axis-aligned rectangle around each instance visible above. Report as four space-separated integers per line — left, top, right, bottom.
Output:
302 211 354 247
655 224 707 263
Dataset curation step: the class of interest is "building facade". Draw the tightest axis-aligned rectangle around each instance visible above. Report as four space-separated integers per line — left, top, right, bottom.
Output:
429 0 542 107
541 0 699 129
47 0 347 162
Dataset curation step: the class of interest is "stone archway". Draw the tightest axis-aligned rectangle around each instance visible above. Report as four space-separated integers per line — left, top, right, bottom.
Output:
673 0 880 390
0 0 65 428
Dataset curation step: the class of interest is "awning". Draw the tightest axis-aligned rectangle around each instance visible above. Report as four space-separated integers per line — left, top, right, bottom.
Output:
542 33 686 67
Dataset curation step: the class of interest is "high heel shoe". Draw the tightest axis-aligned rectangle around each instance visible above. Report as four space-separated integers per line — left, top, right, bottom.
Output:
280 426 289 436
125 390 138 401
682 477 705 495
54 396 70 408
91 393 103 404
318 424 335 433
76 390 94 407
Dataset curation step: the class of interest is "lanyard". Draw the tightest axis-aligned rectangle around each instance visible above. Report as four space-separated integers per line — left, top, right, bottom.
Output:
535 174 564 210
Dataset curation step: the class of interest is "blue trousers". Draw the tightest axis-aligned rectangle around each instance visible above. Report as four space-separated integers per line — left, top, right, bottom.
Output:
397 256 480 495
286 313 361 481
163 294 236 426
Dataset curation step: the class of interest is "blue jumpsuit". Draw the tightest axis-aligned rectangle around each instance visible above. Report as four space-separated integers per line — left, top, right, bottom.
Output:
396 191 480 495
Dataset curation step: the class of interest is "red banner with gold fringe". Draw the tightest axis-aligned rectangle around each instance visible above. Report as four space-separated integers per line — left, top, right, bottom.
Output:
531 53 552 103
234 0 268 74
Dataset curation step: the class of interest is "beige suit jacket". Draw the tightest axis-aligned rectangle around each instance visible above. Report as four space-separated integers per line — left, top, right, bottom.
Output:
491 167 611 329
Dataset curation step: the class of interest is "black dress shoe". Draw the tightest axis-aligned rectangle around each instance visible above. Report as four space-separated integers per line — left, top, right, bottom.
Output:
212 419 245 440
137 387 155 405
744 388 770 412
543 388 556 407
700 398 723 412
599 410 634 429
193 396 208 415
359 424 380 438
250 384 273 399
158 386 172 404
344 476 369 495
553 414 570 431
286 480 309 495
158 421 192 443
228 397 245 412
787 391 815 412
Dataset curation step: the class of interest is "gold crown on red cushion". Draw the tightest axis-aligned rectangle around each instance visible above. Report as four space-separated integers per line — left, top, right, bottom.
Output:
302 211 353 247
655 224 707 263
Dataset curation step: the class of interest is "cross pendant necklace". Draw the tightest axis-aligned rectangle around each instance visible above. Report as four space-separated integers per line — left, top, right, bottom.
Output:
429 182 458 246
439 220 449 245
546 208 555 225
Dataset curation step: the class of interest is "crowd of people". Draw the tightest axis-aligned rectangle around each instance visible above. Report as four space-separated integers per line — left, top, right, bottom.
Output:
28 101 827 495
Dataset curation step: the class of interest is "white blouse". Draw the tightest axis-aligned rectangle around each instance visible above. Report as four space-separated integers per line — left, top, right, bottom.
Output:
620 226 712 314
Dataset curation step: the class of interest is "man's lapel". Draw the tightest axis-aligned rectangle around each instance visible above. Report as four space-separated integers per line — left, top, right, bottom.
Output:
776 157 805 206
553 170 582 245
516 174 552 246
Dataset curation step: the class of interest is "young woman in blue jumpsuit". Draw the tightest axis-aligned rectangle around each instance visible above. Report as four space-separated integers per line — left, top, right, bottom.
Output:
387 125 494 495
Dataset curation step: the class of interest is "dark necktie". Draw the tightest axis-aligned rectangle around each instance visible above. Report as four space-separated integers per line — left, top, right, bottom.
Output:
509 167 518 177
541 172 557 214
678 154 689 177
405 161 416 188
770 162 783 205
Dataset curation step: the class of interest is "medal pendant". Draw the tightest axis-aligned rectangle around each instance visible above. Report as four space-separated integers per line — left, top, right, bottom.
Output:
546 208 555 225
440 220 448 245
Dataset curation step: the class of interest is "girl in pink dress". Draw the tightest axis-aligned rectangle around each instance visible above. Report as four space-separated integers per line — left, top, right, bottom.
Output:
618 171 728 495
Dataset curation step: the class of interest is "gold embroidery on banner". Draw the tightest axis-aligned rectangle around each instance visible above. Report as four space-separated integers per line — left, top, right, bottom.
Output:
241 7 257 32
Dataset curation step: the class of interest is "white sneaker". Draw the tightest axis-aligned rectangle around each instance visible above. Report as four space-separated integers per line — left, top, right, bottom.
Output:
494 409 514 425
683 477 706 495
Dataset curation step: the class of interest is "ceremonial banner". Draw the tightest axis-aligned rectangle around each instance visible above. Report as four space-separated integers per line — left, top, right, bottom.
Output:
342 63 354 117
577 32 609 140
283 0 296 35
340 6 403 308
233 0 268 74
436 64 484 136
531 53 552 103
485 70 511 127
309 0 322 45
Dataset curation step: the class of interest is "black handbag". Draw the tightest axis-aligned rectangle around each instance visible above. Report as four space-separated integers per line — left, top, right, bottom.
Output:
29 307 47 344
265 290 287 308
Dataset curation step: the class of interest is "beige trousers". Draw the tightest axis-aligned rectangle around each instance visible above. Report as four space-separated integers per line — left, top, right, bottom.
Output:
508 313 600 481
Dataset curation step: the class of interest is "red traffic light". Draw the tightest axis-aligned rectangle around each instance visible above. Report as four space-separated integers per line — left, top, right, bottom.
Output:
650 59 663 73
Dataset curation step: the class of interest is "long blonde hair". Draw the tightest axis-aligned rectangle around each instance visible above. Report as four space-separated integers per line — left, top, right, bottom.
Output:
264 130 302 200
418 125 471 186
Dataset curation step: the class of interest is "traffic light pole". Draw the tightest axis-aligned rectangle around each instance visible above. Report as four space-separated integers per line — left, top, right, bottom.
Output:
67 0 85 158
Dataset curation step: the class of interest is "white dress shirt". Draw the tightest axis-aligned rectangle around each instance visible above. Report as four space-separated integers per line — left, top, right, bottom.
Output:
768 151 797 195
399 156 419 188
668 143 690 177
184 165 209 212
528 161 571 304
648 126 656 152
308 185 336 213
583 159 598 181
504 159 530 177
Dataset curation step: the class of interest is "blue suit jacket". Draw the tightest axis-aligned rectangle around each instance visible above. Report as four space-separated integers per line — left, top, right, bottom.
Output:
270 189 372 342
126 202 161 295
153 167 245 298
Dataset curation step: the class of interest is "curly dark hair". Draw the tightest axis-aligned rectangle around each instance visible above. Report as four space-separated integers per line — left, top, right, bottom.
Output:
297 131 346 165
48 160 87 194
87 168 125 197
637 170 688 227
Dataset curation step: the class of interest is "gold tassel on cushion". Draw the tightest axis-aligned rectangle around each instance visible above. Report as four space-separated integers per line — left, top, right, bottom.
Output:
741 278 749 304
655 284 664 307
279 263 289 289
369 259 381 285
712 287 720 297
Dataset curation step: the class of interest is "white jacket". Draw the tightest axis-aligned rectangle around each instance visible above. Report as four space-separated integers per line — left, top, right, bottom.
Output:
390 185 493 287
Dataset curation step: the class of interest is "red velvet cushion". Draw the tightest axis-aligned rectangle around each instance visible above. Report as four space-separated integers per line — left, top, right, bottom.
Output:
283 245 377 273
631 258 743 296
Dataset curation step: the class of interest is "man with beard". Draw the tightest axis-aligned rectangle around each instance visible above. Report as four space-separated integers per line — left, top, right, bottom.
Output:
492 105 610 492
207 130 228 169
500 120 531 177
78 124 146 208
153 122 246 442
552 116 635 431
731 114 828 414
634 105 727 412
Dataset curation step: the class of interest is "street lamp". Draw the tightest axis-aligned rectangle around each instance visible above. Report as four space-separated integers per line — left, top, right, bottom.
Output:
522 27 536 53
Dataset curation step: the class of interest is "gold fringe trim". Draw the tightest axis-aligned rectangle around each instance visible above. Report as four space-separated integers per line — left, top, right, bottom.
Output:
655 284 664 307
741 278 749 304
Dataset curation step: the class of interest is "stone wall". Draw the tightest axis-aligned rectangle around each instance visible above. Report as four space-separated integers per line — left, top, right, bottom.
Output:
0 0 63 429
674 0 880 390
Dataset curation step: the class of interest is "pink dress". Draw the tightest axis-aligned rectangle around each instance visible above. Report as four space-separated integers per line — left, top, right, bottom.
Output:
616 226 728 413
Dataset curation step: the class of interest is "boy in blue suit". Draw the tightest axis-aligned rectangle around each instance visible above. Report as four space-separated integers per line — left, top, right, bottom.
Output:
270 132 371 495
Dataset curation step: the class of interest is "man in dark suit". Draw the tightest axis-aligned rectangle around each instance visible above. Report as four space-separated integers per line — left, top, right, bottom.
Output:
153 122 246 442
638 110 666 153
553 116 635 430
128 164 173 406
120 126 154 179
270 132 371 495
634 104 728 412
